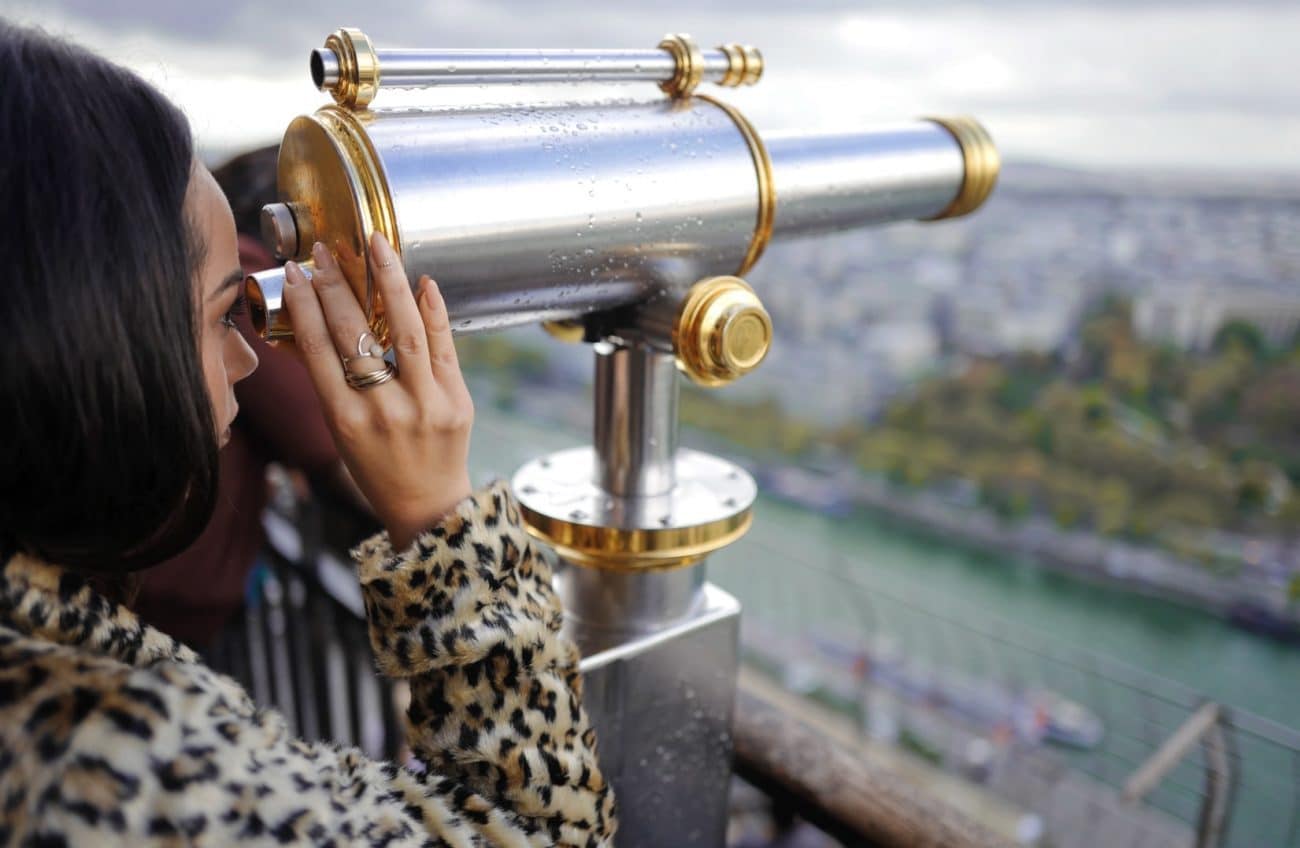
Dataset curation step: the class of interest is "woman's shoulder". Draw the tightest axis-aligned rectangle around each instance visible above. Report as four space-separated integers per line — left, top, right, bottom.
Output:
0 623 306 843
0 621 254 754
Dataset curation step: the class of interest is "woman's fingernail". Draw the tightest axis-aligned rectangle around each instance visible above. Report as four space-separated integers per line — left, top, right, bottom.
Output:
312 241 330 266
284 261 301 286
372 231 395 263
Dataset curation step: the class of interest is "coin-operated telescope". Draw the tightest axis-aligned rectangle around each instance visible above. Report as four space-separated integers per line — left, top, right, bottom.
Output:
247 29 998 848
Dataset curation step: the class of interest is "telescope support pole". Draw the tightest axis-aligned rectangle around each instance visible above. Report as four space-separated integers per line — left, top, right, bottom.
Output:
594 344 680 498
519 341 744 848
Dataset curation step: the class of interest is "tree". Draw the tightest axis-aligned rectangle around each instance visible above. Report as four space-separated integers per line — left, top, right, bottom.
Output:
1212 319 1268 361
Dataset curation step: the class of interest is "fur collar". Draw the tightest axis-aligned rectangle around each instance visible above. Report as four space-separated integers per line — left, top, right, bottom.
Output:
0 552 197 668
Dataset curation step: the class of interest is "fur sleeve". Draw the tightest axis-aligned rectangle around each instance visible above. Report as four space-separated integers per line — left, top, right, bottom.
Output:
352 480 617 845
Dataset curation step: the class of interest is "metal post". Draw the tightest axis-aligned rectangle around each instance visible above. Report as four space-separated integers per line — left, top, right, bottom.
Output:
1121 701 1236 848
1197 714 1235 848
515 341 753 847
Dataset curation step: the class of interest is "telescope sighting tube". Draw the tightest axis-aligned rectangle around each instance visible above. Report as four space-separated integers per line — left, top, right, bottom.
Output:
246 101 998 345
312 29 762 108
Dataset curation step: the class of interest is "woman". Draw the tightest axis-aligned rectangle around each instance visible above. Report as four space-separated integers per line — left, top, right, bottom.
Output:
0 21 616 847
135 146 361 649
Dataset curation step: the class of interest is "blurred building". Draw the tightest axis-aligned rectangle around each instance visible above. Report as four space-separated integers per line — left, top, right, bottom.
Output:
1133 283 1300 350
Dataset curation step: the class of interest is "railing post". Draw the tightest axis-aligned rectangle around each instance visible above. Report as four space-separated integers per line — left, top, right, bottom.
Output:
1197 712 1235 848
1121 700 1236 848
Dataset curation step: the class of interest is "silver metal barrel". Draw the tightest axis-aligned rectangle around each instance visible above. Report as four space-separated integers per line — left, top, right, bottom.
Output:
246 100 992 343
766 124 967 235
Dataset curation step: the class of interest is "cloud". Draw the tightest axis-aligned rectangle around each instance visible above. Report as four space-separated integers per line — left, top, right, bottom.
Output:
3 0 1296 172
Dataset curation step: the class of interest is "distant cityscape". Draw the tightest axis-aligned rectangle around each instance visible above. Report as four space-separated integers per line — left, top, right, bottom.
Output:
723 162 1300 426
470 161 1300 630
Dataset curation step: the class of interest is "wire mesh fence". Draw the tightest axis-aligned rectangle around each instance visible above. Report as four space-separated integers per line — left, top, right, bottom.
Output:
709 528 1300 848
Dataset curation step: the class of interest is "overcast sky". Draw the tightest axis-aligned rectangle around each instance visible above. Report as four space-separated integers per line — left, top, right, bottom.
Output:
3 0 1297 174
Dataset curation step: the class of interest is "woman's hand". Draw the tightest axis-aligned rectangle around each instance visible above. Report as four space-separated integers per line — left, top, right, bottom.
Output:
282 232 473 551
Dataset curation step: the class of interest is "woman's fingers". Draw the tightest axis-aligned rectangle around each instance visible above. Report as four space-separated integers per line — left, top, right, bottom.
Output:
417 274 462 380
309 242 376 361
281 260 348 404
368 231 432 385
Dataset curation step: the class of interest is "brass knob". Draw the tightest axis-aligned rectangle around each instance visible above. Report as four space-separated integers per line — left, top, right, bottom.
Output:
260 203 300 260
674 276 772 387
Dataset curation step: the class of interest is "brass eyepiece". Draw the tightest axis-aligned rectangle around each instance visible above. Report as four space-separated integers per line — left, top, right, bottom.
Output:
245 262 310 341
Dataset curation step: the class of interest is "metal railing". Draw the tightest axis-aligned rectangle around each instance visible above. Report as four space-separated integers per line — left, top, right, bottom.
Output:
205 499 406 761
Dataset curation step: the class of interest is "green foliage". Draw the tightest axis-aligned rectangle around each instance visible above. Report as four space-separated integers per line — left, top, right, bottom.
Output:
678 389 818 460
1212 319 1268 360
857 296 1299 548
455 335 549 379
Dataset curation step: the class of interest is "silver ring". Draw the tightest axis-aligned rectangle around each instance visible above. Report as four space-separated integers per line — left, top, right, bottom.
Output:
356 331 383 358
342 354 388 375
345 361 397 390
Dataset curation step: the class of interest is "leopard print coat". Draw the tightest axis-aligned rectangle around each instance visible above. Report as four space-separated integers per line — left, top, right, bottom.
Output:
0 481 617 846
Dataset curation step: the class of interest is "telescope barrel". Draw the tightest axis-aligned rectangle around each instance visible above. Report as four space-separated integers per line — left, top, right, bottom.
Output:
246 102 997 342
768 124 970 236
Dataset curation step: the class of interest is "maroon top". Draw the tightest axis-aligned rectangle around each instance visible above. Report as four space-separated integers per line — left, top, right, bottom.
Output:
133 236 339 646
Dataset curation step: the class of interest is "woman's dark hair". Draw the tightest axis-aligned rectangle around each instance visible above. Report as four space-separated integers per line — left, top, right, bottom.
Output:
0 22 217 571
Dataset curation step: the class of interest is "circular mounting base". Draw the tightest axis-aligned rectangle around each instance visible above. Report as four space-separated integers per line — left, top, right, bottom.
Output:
512 447 756 572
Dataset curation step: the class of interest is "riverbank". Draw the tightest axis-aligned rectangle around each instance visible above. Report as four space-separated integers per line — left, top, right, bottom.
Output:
832 472 1300 638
